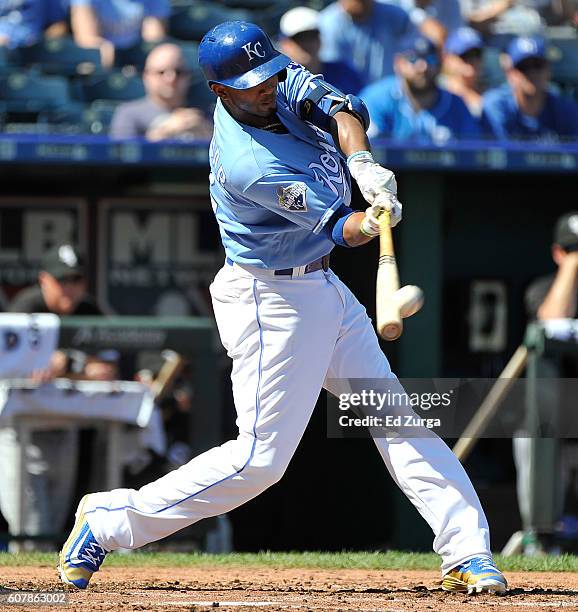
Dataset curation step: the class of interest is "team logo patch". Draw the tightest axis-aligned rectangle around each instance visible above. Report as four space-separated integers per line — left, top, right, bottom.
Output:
277 182 308 212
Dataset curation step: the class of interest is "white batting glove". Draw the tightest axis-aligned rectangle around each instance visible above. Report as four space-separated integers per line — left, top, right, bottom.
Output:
347 150 398 206
360 196 403 237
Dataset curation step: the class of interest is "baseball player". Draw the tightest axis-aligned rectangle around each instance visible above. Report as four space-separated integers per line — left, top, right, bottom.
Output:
59 21 506 595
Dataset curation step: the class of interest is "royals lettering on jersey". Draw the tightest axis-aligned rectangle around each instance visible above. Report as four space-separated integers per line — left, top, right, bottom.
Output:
208 64 352 270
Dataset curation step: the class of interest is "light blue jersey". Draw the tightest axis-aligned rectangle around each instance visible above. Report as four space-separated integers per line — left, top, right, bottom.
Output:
68 0 170 48
209 63 352 270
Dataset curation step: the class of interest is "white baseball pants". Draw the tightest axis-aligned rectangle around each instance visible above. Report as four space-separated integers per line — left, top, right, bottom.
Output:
86 263 491 573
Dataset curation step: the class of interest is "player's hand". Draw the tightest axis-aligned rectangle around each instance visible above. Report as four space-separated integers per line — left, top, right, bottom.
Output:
347 151 397 207
360 196 403 236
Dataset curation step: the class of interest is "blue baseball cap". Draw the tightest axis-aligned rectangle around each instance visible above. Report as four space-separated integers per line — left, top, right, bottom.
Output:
507 36 546 67
445 27 483 56
400 35 439 62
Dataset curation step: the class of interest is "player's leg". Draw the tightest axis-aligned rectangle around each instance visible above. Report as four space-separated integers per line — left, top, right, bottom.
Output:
322 271 505 592
61 266 343 586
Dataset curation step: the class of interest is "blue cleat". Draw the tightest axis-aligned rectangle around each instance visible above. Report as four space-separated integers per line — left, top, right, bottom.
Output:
442 556 507 594
58 495 107 589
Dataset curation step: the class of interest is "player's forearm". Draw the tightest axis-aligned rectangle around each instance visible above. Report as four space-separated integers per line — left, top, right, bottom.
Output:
537 262 578 320
330 111 371 159
343 212 374 247
467 0 513 24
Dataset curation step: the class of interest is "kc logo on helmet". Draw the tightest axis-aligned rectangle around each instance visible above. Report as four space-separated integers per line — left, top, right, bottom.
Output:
242 41 265 61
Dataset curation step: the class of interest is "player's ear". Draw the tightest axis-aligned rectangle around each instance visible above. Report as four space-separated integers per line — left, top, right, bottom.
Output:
210 83 228 100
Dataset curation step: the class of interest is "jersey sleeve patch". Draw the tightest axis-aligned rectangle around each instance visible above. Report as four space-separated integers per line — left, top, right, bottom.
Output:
277 182 308 213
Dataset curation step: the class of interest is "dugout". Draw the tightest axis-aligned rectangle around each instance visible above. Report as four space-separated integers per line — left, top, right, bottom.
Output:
0 137 576 553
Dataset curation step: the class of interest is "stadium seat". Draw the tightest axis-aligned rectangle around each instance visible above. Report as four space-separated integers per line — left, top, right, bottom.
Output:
548 36 578 84
78 72 145 103
220 0 287 8
40 100 118 135
187 74 217 110
481 46 506 89
14 37 102 76
115 39 201 77
0 72 71 113
169 2 252 41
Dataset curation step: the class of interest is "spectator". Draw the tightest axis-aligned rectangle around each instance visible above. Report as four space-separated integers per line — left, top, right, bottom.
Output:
459 0 575 35
382 0 464 39
277 6 364 95
0 0 66 49
518 212 578 552
441 26 486 116
526 212 578 321
68 0 170 68
318 0 420 86
360 35 480 143
0 244 106 547
110 43 212 141
482 36 578 140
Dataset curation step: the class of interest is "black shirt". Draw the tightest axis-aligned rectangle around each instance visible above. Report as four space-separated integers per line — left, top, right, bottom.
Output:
7 285 102 315
525 273 557 320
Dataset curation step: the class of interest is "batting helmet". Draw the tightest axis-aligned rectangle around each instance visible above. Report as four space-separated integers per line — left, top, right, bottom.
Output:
199 21 291 89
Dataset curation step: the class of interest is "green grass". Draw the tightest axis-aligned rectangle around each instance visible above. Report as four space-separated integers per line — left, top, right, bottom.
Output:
2 550 578 572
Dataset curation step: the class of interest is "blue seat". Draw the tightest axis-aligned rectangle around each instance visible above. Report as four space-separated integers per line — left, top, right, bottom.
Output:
41 100 117 135
114 39 201 77
187 74 217 110
79 72 145 103
0 72 71 113
13 37 102 76
169 2 252 41
548 36 578 84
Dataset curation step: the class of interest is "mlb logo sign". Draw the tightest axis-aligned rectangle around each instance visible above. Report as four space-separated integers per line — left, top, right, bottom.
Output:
277 182 308 212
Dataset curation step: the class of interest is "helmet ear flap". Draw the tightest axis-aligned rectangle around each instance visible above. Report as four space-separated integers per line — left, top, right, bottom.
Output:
277 69 287 83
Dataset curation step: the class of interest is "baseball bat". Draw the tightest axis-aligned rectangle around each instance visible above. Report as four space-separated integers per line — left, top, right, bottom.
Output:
151 350 186 401
376 204 403 341
452 345 528 462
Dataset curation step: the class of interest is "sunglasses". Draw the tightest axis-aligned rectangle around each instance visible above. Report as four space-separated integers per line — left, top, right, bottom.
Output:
404 52 440 67
148 68 190 77
58 274 84 285
460 48 482 62
516 58 547 73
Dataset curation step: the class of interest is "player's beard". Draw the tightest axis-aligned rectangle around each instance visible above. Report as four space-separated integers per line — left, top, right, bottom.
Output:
228 97 278 127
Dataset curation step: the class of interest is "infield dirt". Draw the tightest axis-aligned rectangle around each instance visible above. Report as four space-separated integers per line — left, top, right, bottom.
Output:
3 565 578 611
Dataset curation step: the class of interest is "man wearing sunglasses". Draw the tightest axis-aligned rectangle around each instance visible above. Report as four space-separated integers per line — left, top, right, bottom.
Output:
0 244 103 548
482 36 578 141
110 43 213 141
360 35 480 143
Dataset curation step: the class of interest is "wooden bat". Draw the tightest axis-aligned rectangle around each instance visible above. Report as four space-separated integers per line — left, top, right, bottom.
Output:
452 345 528 462
376 203 403 341
150 350 186 401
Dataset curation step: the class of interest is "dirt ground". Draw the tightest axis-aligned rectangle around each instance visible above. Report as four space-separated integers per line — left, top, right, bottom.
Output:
2 565 578 611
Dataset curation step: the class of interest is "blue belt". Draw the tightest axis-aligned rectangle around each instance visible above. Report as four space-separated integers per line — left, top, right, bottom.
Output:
226 255 330 276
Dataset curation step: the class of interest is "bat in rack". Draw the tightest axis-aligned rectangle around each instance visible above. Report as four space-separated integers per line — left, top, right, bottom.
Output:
375 197 424 341
151 350 186 400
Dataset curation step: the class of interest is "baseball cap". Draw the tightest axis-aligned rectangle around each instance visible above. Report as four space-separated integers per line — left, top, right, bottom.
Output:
41 244 85 280
399 35 439 63
445 27 483 57
507 36 546 67
554 212 578 249
279 7 319 39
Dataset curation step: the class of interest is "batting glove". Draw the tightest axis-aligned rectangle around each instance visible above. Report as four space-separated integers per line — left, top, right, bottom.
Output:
360 197 403 237
347 150 398 207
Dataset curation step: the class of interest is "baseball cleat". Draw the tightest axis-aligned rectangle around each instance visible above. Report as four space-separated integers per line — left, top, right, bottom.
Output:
58 495 107 589
442 556 507 594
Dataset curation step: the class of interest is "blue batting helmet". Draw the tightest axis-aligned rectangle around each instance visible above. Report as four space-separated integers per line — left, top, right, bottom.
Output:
199 21 291 89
